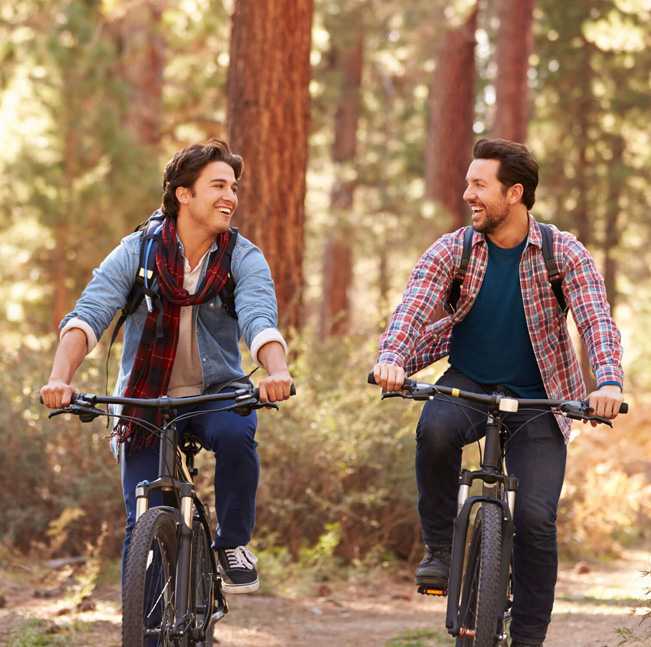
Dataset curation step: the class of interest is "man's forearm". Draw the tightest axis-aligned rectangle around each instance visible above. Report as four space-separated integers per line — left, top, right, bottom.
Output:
49 328 88 384
257 340 289 376
41 328 89 408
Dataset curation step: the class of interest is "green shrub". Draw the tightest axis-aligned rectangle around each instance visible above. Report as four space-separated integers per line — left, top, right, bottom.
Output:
8 617 70 647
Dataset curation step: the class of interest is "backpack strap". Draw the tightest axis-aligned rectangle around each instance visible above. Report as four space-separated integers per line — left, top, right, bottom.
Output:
538 222 568 317
447 226 474 312
218 228 239 319
108 214 165 354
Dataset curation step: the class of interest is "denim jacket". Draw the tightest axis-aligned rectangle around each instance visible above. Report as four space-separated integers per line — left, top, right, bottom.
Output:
60 225 284 401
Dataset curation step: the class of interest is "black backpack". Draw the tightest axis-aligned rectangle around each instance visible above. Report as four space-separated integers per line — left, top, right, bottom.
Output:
447 222 568 316
108 213 239 350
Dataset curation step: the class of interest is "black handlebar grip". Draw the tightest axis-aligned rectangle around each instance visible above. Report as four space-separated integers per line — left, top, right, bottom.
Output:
367 373 412 390
252 384 297 400
619 402 628 414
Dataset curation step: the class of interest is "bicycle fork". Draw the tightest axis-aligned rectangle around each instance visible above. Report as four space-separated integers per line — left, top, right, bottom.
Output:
445 468 519 640
135 478 196 632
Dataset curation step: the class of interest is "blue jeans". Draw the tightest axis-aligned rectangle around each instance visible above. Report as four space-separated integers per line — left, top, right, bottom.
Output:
121 393 259 573
416 367 567 645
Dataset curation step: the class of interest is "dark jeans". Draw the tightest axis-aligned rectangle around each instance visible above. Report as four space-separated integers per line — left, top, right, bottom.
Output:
416 367 567 645
121 393 259 575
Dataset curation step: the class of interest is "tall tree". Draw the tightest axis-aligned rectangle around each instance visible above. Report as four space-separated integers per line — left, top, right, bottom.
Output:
226 0 314 330
492 0 535 143
424 3 479 232
320 13 364 338
110 0 164 150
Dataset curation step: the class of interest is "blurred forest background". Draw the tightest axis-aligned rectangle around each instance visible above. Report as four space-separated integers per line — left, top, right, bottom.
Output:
0 0 649 570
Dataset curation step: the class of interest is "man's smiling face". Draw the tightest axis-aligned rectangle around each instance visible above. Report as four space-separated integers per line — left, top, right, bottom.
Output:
463 158 512 235
180 160 239 236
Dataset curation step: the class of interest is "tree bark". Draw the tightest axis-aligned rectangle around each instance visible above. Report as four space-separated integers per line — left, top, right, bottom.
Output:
492 0 535 143
424 4 478 231
603 136 624 314
112 0 164 149
226 0 314 330
320 26 363 338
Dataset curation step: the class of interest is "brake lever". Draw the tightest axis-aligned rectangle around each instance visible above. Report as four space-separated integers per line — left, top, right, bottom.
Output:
558 403 614 427
381 392 413 400
47 404 103 423
231 395 280 417
582 414 613 427
253 402 280 411
48 408 72 419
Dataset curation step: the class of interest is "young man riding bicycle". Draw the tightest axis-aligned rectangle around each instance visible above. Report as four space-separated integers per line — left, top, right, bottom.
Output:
40 139 294 595
373 138 624 647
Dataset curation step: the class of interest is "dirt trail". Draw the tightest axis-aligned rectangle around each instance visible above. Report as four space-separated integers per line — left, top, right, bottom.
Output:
0 549 648 647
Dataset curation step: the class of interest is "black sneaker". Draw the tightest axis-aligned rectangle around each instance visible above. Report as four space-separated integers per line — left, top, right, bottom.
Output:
216 546 259 594
415 545 451 589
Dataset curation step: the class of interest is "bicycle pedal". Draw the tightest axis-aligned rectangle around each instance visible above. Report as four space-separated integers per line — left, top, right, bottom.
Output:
417 584 447 596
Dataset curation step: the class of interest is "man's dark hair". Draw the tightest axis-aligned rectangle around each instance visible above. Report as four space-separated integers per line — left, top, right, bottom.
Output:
161 138 244 218
472 138 539 210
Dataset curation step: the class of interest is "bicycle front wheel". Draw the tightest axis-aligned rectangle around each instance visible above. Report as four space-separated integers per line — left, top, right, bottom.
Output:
122 508 180 647
190 519 215 647
457 502 503 647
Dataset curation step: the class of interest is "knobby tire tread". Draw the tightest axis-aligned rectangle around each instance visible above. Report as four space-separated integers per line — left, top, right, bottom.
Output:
190 519 215 647
122 508 179 647
457 502 503 647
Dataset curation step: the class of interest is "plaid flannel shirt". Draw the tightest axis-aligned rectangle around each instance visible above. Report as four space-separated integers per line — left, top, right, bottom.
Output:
378 214 624 440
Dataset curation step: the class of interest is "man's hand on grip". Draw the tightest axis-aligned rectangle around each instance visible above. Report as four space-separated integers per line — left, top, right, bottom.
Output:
372 363 406 393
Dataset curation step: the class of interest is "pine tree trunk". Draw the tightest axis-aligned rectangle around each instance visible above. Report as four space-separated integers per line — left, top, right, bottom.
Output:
320 27 363 338
603 136 624 314
425 4 478 232
226 0 314 330
114 0 164 149
492 0 534 143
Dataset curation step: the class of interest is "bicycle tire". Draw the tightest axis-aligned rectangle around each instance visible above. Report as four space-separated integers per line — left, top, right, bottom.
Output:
122 508 182 647
456 502 503 647
189 519 215 647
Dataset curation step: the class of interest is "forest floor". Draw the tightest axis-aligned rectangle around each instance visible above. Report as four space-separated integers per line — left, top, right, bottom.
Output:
0 548 649 647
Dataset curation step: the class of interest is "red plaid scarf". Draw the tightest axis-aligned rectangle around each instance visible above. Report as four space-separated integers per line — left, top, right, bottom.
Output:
117 217 232 450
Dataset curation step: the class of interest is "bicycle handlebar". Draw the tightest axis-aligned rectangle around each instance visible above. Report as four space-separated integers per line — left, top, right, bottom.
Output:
367 373 628 423
70 384 294 407
41 384 296 421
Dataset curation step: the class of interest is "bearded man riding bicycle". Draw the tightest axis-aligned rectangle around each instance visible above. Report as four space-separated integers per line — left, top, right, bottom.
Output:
41 139 294 595
373 138 624 647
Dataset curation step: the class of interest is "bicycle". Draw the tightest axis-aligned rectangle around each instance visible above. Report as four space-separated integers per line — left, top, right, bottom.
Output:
368 373 627 647
44 382 295 647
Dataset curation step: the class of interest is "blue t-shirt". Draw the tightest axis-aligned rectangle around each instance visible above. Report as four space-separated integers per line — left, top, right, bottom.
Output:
449 235 547 398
